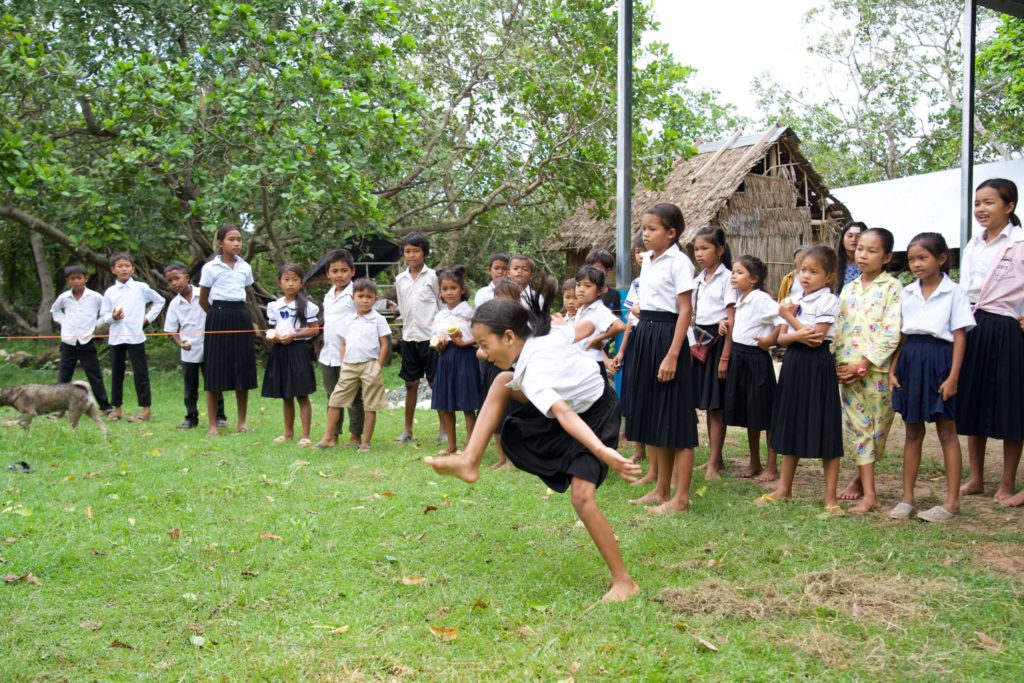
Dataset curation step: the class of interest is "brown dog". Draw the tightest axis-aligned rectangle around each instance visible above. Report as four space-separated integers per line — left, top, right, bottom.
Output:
0 381 109 439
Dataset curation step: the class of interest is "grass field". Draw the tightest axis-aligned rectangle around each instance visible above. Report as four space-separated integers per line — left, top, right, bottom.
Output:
1 359 1022 681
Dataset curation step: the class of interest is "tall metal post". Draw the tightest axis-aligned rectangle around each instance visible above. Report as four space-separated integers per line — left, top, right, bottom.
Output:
615 0 633 288
960 0 977 250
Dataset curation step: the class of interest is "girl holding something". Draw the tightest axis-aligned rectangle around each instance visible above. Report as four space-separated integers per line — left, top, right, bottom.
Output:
759 245 844 514
199 225 258 435
625 203 698 514
691 227 737 479
888 233 974 522
725 256 780 482
424 279 641 603
957 178 1024 505
431 266 482 455
262 264 320 447
574 266 626 380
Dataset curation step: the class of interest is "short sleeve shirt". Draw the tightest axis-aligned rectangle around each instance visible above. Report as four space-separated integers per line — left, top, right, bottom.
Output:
776 287 839 341
638 245 695 313
693 263 737 325
901 275 976 342
51 288 103 345
341 310 391 363
731 289 778 346
396 267 439 342
199 255 254 302
432 301 475 341
575 300 619 361
505 325 606 418
164 286 207 363
267 297 319 333
319 283 355 366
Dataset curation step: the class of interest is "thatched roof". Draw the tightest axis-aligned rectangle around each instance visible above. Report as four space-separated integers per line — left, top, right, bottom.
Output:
552 124 850 252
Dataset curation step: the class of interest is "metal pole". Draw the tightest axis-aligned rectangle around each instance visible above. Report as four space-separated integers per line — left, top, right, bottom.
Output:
615 0 633 289
960 0 977 250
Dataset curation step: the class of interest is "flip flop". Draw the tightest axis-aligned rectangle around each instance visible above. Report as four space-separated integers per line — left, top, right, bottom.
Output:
126 414 150 423
889 502 915 520
314 443 336 450
357 444 371 453
823 504 846 517
754 493 789 506
394 433 414 444
917 505 958 522
272 435 290 444
297 438 313 448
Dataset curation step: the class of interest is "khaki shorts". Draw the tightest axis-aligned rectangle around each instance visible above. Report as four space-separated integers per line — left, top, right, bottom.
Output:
329 360 387 411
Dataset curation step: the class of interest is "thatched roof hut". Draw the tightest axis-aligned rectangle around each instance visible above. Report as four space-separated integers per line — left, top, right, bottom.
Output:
550 124 851 290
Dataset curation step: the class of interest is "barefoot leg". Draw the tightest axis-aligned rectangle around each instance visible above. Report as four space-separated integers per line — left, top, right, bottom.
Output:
282 397 295 440
961 435 987 495
650 447 693 514
848 462 881 514
402 379 419 439
838 473 863 501
822 457 842 510
935 419 961 514
236 389 248 431
318 407 343 447
205 391 220 435
630 445 671 504
995 440 1022 504
704 409 726 478
738 429 763 478
755 431 778 482
760 454 797 502
298 396 312 441
570 478 639 602
900 422 925 508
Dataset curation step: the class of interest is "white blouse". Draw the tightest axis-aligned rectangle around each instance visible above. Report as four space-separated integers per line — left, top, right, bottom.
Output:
901 275 976 342
638 245 695 313
693 263 737 326
505 325 606 418
731 289 778 347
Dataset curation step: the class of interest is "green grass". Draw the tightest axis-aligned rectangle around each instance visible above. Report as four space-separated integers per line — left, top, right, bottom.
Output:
1 360 1022 681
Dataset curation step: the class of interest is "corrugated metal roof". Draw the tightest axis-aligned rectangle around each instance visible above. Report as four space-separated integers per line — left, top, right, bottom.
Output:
695 127 791 155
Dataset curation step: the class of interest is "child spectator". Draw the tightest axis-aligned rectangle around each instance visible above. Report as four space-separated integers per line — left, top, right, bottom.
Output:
431 266 481 455
777 245 806 302
395 231 440 443
509 254 541 307
474 252 511 308
318 249 363 447
574 265 626 379
561 278 578 321
317 278 390 452
100 252 165 422
585 248 623 315
163 263 226 430
50 264 112 414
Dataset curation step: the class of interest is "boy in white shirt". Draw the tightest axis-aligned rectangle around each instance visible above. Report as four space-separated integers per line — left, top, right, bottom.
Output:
473 252 510 307
163 263 226 430
50 264 112 413
318 249 364 445
394 231 439 443
317 278 391 452
100 252 165 422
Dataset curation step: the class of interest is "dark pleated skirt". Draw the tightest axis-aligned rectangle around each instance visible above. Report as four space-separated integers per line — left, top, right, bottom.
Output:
724 343 776 430
893 335 956 424
204 301 258 392
501 384 619 492
770 342 843 459
431 344 482 411
957 311 1024 440
623 311 698 449
694 331 726 410
262 339 316 399
618 328 636 417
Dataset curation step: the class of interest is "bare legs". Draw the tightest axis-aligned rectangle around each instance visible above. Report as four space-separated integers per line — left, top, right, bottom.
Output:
629 445 673 505
962 436 1023 503
899 420 961 514
571 478 639 602
759 455 842 514
206 389 247 435
847 462 880 514
437 410 478 454
649 448 694 514
739 429 778 481
703 409 726 479
279 396 312 442
401 379 419 439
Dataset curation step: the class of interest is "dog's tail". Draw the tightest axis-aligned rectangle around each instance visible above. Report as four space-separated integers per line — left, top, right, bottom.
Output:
71 381 97 406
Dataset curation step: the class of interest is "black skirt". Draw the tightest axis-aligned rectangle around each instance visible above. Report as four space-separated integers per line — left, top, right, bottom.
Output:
501 383 619 492
261 339 316 399
623 311 698 449
204 301 258 392
618 327 636 418
432 344 482 411
724 342 776 431
694 331 726 410
892 335 956 424
770 342 843 459
957 310 1024 440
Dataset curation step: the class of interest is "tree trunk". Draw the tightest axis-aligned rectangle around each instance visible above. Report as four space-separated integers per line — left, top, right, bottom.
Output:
28 229 55 334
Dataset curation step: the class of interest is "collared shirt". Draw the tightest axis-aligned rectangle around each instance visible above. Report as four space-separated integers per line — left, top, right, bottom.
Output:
505 324 606 418
693 263 737 325
623 277 640 326
901 275 975 342
575 300 619 361
396 266 439 342
100 278 165 345
731 289 779 346
474 282 496 308
963 226 1014 301
776 287 839 341
341 310 391 363
835 272 902 368
319 283 355 366
267 297 320 333
960 223 1024 317
432 301 475 342
164 286 207 363
199 255 254 302
638 244 695 313
50 288 103 345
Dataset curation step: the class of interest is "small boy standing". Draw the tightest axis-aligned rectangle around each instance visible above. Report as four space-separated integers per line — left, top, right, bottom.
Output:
100 252 164 422
317 278 390 452
509 254 542 307
561 278 579 321
50 264 112 413
473 252 510 307
163 263 226 430
318 249 364 446
395 231 439 443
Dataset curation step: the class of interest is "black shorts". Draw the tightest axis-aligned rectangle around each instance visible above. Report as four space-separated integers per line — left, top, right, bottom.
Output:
399 340 436 383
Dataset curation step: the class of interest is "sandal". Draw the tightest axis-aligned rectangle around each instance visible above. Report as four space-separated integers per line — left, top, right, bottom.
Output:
917 505 958 522
357 444 371 453
272 435 291 444
314 443 336 450
823 504 845 517
754 493 789 506
394 433 414 444
126 414 150 423
297 438 312 448
889 502 915 520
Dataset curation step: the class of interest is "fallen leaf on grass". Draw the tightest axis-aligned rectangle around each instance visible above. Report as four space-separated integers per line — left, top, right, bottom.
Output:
84 471 99 479
423 505 438 514
4 572 41 585
975 631 1004 654
64 475 75 482
695 485 708 497
526 601 549 612
0 557 5 564
127 518 135 527
472 599 489 610
3 537 15 544
182 593 198 602
166 529 181 539
312 624 351 635
189 635 206 648
109 640 134 649
148 449 161 457
597 643 617 653
3 505 32 517
380 491 397 497
401 576 425 585
694 634 719 652
429 626 459 641
706 559 724 569
259 532 282 541
86 506 93 520
186 624 204 635
79 620 103 631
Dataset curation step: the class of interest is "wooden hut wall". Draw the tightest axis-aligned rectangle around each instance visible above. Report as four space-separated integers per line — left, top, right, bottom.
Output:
716 205 812 291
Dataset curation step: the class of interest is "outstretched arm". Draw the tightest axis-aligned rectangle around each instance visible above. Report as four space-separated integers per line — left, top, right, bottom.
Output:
549 401 640 482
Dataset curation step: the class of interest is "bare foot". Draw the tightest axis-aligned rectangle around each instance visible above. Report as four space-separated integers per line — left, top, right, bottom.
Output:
488 460 511 471
838 480 863 501
847 499 881 515
1004 490 1024 507
424 453 479 483
629 490 667 505
738 464 762 479
206 429 219 437
108 409 124 422
959 480 984 496
994 487 1015 505
237 423 250 434
704 465 722 481
754 468 778 483
647 499 689 514
630 472 657 486
602 579 640 603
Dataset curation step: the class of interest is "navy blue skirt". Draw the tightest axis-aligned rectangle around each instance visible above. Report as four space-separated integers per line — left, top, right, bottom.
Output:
431 344 482 411
957 310 1024 440
724 342 776 431
893 335 956 424
770 342 843 459
262 339 316 399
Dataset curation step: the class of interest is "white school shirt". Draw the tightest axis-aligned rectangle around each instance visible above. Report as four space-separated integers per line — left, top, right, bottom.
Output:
341 310 391 363
901 275 976 342
961 223 1024 302
267 297 319 334
789 277 804 299
623 278 640 327
50 288 103 345
474 282 495 308
693 263 737 326
432 301 475 341
319 283 354 366
575 300 618 361
100 278 165 345
163 286 207 363
731 289 779 346
638 244 695 313
505 324 606 418
776 287 839 341
396 266 439 342
198 255 254 302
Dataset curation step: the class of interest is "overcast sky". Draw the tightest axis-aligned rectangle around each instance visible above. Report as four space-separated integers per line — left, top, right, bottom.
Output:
647 1 827 120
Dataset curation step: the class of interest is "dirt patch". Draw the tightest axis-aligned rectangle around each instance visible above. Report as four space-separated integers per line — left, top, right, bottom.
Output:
972 543 1024 579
